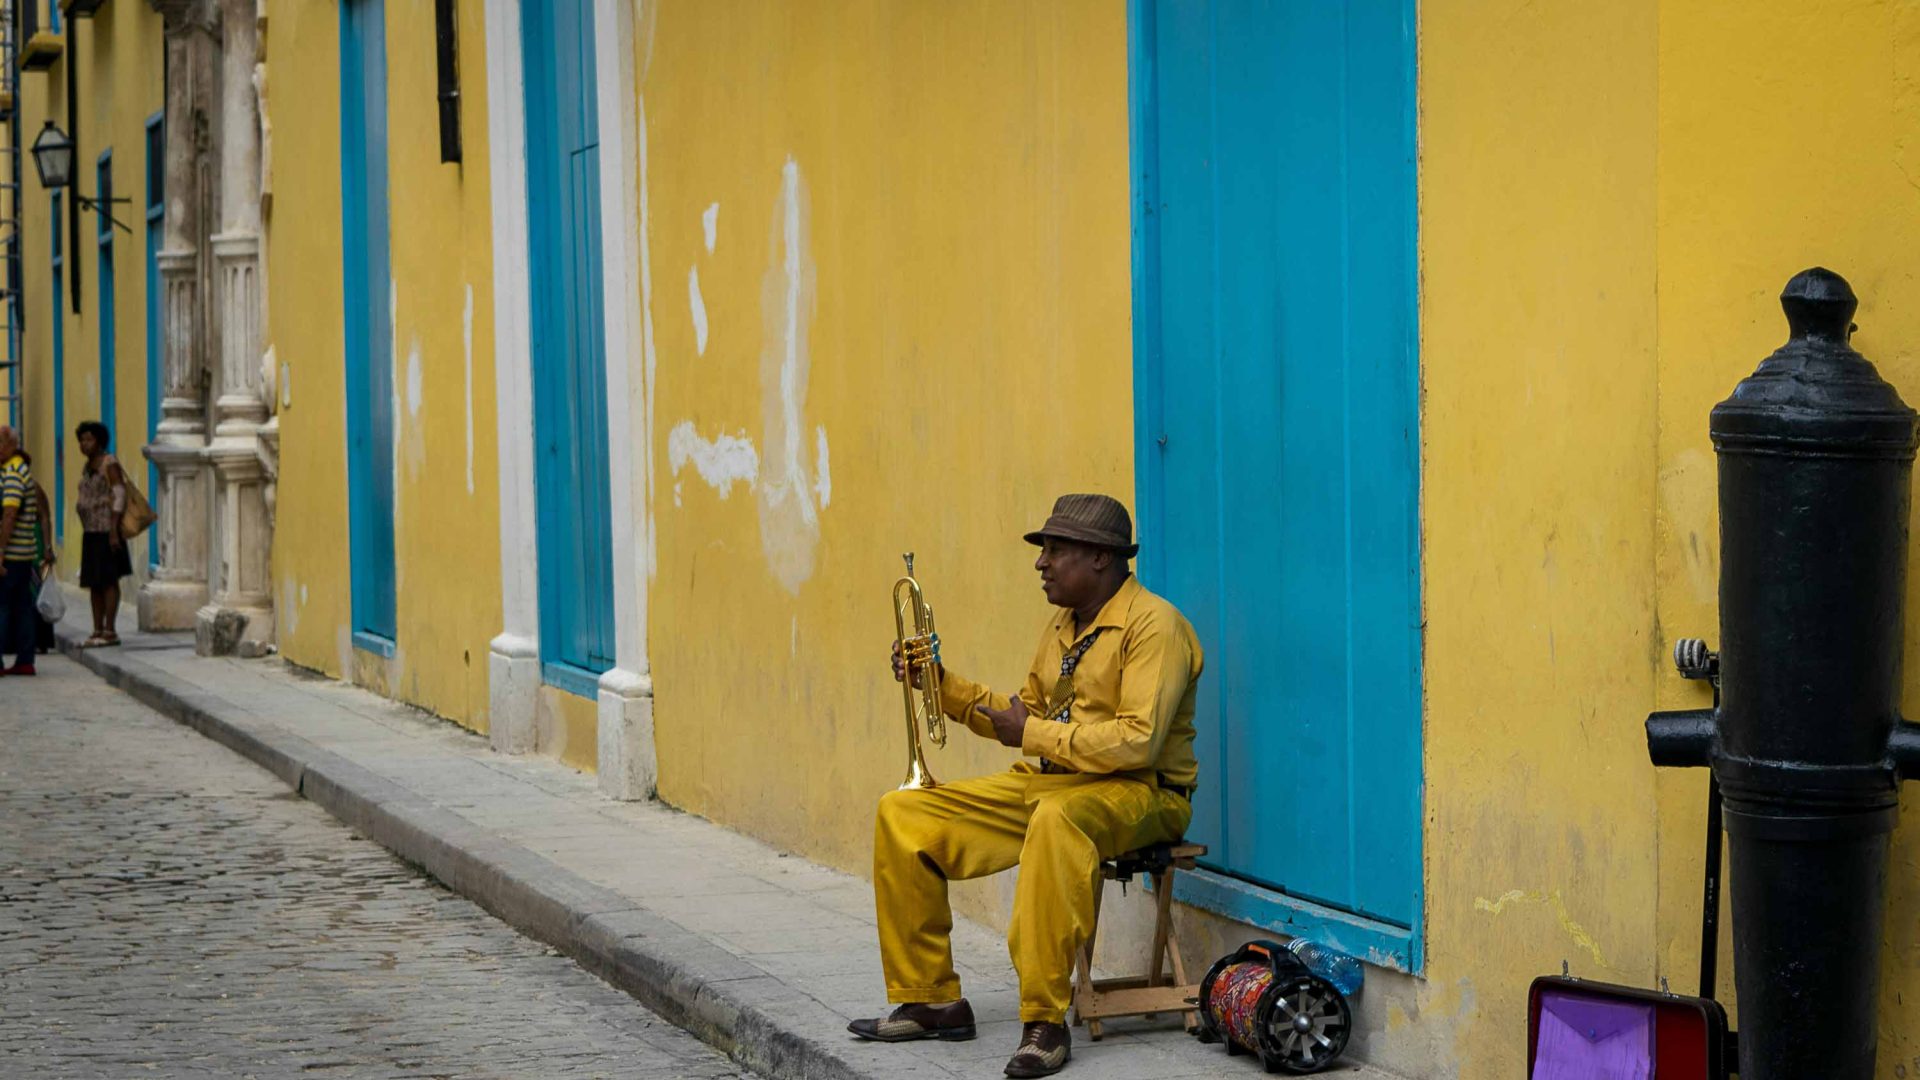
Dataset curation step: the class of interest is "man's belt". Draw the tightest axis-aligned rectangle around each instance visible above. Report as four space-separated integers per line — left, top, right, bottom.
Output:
1036 759 1195 800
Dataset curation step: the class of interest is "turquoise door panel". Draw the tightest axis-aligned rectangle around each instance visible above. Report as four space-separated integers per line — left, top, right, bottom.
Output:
340 0 397 648
1131 0 1422 931
96 152 115 449
523 0 616 690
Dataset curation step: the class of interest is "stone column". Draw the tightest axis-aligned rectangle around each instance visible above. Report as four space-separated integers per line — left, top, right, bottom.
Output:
139 0 219 632
194 0 271 656
252 0 277 535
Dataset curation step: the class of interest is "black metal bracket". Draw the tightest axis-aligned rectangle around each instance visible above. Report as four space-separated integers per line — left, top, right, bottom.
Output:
74 193 133 233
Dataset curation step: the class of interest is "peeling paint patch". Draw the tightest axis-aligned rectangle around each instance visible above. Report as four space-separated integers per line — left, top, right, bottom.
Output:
667 420 759 499
406 343 423 417
281 578 300 637
703 201 719 254
757 157 828 594
814 425 831 509
689 266 709 355
1475 889 1607 968
336 624 355 681
401 338 426 480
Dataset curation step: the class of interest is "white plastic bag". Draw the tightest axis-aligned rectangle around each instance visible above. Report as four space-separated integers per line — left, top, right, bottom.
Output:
35 570 64 624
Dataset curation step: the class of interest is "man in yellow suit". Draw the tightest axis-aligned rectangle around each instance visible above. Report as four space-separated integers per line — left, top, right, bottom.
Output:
850 493 1203 1079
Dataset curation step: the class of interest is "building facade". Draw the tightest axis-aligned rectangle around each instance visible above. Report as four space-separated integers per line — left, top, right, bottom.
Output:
13 0 165 585
8 0 277 655
265 0 501 737
22 0 1920 1075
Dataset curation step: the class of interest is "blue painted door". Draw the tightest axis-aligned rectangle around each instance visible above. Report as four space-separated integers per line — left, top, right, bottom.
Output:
1131 0 1422 930
522 0 615 693
50 192 64 543
145 114 163 569
96 152 116 450
340 0 397 647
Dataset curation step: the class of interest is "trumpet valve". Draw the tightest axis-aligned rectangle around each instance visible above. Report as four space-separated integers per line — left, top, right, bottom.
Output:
901 633 940 669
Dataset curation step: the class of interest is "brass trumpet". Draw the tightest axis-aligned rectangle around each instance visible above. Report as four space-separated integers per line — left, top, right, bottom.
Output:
893 553 946 791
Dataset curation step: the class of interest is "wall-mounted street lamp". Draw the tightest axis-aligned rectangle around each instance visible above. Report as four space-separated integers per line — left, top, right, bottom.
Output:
31 121 128 231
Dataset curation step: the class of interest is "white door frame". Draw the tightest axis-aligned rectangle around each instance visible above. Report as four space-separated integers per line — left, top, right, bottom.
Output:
483 0 656 799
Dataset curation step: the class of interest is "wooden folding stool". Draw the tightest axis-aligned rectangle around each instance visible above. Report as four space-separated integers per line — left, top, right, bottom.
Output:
1070 841 1207 1041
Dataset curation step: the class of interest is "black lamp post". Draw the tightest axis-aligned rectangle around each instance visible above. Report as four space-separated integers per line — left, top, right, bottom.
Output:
32 121 128 230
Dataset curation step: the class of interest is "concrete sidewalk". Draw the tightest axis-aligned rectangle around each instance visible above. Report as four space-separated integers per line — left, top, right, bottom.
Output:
46 615 1397 1080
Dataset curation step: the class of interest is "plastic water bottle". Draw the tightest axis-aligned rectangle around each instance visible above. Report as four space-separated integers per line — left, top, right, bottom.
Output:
1287 938 1364 998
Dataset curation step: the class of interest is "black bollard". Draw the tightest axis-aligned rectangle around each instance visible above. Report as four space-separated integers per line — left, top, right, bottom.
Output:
1647 268 1920 1080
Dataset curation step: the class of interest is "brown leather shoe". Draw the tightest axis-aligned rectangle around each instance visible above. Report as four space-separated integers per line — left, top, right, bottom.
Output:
1003 1021 1071 1077
847 999 977 1042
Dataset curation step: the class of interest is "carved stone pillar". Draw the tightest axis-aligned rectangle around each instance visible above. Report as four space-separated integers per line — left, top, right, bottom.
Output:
253 0 277 533
195 0 272 656
139 0 219 631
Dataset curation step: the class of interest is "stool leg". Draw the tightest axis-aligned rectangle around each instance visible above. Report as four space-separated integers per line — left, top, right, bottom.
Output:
1088 881 1107 1040
1167 918 1197 1032
1072 877 1105 1033
1147 869 1174 986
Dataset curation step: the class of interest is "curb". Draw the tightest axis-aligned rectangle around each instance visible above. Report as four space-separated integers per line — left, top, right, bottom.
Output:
56 633 878 1080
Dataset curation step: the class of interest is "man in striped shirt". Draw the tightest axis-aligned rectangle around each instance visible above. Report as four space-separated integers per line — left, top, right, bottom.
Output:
0 425 44 675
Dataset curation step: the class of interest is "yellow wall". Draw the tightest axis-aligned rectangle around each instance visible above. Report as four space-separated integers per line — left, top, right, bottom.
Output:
1655 0 1920 1060
637 0 1135 917
267 0 499 732
16 2 164 573
1418 1 1920 1072
1417 3 1662 1073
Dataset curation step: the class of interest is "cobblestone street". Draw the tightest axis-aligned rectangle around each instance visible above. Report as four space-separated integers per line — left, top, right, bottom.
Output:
0 655 749 1080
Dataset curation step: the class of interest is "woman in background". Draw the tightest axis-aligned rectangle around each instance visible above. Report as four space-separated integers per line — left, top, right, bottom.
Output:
74 420 130 647
26 451 55 652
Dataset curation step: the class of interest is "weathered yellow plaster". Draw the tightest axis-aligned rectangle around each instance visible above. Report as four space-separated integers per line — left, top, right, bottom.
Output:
538 684 599 775
266 0 499 734
1655 0 1920 1052
633 2 1135 932
1412 1 1663 1074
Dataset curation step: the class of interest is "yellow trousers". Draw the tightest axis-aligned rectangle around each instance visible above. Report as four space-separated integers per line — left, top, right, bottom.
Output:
872 765 1192 1024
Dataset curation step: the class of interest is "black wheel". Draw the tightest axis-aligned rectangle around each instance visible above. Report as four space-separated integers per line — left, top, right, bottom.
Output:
1254 974 1351 1074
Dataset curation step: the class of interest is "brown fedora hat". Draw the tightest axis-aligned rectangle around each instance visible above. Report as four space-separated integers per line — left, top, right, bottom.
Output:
1023 493 1139 558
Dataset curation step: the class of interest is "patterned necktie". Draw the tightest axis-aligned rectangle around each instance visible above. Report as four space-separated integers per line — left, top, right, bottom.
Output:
1038 629 1103 773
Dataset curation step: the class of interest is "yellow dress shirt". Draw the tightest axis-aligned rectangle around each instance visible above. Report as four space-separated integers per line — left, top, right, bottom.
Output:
938 575 1203 789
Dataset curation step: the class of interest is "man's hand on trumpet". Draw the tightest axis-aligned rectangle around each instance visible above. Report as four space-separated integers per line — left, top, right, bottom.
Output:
892 638 932 690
